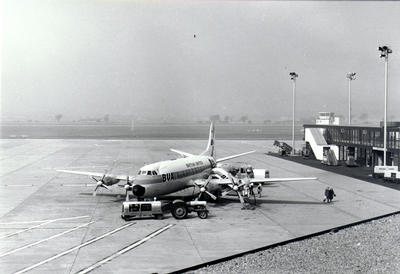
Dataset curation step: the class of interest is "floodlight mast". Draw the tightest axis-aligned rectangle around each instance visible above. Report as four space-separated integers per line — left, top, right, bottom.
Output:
289 72 298 155
346 72 356 125
378 46 392 167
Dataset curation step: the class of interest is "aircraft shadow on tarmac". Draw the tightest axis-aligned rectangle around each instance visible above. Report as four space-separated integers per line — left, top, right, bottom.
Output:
78 193 325 206
254 199 325 205
218 196 324 206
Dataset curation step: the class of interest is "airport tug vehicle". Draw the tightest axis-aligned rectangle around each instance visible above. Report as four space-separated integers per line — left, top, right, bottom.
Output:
121 199 208 220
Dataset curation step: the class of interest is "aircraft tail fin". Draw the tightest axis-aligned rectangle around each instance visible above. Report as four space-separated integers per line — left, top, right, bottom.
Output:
200 122 215 157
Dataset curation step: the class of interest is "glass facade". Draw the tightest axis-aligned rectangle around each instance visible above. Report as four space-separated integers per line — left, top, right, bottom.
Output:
303 124 400 168
304 124 399 151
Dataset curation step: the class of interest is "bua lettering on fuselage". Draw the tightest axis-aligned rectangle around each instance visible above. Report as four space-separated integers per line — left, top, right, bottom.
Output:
162 173 175 182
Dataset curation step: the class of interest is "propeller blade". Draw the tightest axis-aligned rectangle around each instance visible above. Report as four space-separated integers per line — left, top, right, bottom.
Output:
237 191 245 204
204 176 212 188
125 175 131 201
205 190 217 200
101 171 107 181
101 184 110 190
198 191 204 201
221 190 231 196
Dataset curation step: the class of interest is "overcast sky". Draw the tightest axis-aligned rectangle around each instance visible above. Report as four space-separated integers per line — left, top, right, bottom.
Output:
2 0 400 122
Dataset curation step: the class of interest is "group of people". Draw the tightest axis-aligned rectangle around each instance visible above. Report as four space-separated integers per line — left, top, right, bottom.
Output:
247 183 262 198
238 167 337 205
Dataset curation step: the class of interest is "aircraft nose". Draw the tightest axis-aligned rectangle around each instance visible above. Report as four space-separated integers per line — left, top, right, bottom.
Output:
132 185 146 197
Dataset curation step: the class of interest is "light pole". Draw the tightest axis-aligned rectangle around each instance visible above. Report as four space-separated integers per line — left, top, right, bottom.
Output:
378 45 392 167
289 72 298 155
346 72 356 125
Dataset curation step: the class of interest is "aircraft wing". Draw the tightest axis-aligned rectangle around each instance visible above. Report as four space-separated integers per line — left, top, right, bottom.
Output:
250 177 318 185
57 169 134 181
170 149 194 157
216 150 256 163
193 178 233 186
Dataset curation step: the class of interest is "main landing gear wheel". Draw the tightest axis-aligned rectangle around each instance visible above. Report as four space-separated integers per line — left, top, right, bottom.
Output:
197 211 208 219
172 204 188 219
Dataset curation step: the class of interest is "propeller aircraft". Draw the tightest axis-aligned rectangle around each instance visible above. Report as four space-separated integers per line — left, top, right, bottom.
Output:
57 123 255 201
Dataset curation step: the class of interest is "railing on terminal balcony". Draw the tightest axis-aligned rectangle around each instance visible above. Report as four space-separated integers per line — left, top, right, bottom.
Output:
303 124 400 151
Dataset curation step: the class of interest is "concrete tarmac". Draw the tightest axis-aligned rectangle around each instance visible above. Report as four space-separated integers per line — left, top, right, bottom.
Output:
1 139 400 273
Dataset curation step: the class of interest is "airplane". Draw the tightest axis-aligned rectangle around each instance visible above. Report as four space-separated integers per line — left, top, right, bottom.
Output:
57 123 256 202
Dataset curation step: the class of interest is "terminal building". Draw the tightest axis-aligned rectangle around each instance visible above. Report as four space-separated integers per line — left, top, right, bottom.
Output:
303 112 400 169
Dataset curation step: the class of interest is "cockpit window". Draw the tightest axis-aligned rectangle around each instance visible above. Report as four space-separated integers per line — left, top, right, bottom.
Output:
141 170 147 175
147 171 152 175
152 171 158 175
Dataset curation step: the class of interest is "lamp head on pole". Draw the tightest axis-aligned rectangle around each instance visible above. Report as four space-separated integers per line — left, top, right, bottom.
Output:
378 45 392 58
346 72 356 80
289 72 298 80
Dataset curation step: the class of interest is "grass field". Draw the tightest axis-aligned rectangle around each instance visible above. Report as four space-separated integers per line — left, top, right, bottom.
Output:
1 122 304 140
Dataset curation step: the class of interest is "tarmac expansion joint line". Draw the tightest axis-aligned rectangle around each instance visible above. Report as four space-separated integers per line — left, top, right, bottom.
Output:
0 215 89 239
75 223 174 274
67 180 111 271
0 215 90 225
0 221 95 258
12 222 135 274
183 222 203 261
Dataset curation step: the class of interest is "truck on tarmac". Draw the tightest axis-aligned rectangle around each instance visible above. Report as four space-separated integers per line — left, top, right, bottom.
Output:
121 200 208 220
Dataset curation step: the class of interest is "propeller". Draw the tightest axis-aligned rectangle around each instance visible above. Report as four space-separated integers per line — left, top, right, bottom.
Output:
222 174 248 205
193 177 217 201
91 171 110 196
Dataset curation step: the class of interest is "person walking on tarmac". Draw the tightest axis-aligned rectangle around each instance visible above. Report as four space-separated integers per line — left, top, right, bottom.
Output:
328 187 336 203
323 187 336 203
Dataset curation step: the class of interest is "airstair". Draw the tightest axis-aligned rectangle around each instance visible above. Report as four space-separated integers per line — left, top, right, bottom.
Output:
273 140 293 156
305 128 338 162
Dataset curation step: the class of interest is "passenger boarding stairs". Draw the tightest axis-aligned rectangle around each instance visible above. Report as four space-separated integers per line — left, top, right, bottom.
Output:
305 128 339 163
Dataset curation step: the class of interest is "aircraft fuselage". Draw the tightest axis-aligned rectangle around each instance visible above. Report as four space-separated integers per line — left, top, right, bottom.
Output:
133 155 216 198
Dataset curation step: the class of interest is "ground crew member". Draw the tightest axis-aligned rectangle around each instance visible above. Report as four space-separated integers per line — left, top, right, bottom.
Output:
243 185 249 197
257 184 262 198
249 183 254 196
